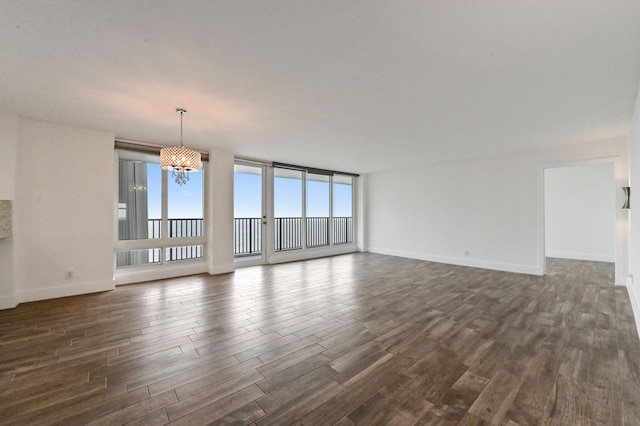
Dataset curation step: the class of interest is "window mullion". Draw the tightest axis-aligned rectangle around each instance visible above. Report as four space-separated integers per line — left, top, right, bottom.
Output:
161 169 169 264
302 171 307 249
329 175 334 246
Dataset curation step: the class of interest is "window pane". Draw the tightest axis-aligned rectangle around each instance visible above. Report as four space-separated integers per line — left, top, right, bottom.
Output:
116 248 161 268
118 153 161 240
333 175 353 245
234 164 262 218
168 169 204 238
306 173 330 248
234 164 263 256
274 168 302 250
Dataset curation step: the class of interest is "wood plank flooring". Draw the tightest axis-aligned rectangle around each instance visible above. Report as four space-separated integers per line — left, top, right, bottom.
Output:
0 253 639 425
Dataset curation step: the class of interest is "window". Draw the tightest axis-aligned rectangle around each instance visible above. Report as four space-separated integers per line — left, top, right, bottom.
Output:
116 149 205 269
274 168 303 251
273 165 355 251
333 174 353 244
306 173 330 248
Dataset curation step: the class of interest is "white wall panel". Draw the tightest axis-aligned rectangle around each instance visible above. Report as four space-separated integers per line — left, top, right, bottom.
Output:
367 138 627 282
544 163 615 262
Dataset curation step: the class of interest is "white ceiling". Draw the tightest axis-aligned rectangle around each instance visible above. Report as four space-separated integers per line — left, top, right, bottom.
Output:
1 1 640 174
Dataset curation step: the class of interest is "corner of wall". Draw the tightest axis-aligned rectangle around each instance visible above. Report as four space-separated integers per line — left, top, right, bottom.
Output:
357 174 367 252
626 82 640 336
0 294 17 310
0 111 19 308
209 263 235 275
626 275 640 340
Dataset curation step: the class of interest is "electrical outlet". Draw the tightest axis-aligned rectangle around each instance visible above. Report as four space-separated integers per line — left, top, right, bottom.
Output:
464 250 470 256
65 269 74 280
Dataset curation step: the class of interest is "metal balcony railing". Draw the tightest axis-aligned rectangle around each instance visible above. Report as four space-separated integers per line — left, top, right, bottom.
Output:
147 218 204 239
140 217 352 261
333 216 353 245
234 218 263 256
146 218 204 262
233 217 353 256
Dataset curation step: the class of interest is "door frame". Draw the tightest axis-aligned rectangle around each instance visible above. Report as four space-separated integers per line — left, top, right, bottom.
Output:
539 156 628 285
234 159 269 267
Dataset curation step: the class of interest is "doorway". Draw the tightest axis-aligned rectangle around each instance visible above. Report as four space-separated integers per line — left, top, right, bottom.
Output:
234 161 267 266
543 162 616 268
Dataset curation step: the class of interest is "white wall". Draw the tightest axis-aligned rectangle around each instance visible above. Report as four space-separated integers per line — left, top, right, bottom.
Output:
544 163 615 262
367 152 540 274
208 149 235 274
0 115 240 309
13 120 116 303
0 112 18 200
367 138 628 282
0 111 19 308
357 174 367 252
627 85 640 335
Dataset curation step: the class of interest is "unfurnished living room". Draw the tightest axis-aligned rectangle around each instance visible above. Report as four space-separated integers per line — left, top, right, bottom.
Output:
1 1 640 425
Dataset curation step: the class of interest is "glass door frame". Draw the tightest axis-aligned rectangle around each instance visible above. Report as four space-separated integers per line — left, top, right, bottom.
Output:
269 164 358 263
234 159 269 266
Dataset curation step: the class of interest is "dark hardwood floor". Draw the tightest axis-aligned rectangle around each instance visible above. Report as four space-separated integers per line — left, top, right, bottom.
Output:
0 253 639 425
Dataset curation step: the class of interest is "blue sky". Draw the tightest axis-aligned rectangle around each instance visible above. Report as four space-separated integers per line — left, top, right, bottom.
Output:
146 166 352 219
234 172 352 218
147 163 204 219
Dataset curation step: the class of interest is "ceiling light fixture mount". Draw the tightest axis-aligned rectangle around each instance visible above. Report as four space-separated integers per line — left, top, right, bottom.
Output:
160 108 202 186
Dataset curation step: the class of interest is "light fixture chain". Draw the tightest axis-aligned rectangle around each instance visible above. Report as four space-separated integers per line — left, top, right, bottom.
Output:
180 110 184 147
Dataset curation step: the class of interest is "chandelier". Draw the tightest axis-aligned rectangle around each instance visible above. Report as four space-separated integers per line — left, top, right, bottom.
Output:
160 108 202 186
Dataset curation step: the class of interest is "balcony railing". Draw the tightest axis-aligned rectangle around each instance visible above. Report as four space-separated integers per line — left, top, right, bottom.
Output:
234 217 353 256
333 217 353 245
234 218 263 256
148 218 203 239
146 218 204 262
137 217 353 261
275 217 303 251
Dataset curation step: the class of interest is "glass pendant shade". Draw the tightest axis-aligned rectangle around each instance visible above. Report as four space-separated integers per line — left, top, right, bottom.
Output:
160 145 202 172
160 108 202 185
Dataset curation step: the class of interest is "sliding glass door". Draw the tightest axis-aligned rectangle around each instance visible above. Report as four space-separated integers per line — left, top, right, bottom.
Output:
234 159 357 266
273 165 355 252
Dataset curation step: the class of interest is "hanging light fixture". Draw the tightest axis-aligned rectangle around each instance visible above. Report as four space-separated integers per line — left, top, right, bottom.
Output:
160 108 202 186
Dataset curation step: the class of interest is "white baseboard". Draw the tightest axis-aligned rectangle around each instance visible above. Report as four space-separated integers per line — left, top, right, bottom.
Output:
0 294 17 310
268 245 358 265
368 247 543 276
626 275 640 341
16 279 115 304
3 262 234 309
116 261 208 285
209 263 234 275
546 250 615 263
